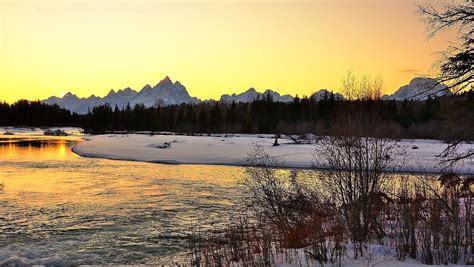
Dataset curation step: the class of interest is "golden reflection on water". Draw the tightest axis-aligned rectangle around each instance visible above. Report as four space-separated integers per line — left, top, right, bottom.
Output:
0 136 74 160
0 135 244 209
0 135 438 209
0 135 445 208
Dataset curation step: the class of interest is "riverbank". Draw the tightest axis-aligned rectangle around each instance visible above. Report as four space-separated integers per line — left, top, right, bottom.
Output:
72 134 473 174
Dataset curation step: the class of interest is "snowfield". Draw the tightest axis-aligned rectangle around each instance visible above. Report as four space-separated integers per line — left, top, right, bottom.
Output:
72 134 473 174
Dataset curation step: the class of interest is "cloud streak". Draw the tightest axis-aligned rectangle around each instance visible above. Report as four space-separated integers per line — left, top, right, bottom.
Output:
398 69 419 74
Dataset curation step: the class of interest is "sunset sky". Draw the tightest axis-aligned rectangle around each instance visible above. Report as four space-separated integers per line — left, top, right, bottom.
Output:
0 0 456 103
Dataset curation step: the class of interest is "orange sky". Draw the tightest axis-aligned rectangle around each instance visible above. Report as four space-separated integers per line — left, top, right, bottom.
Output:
0 0 457 102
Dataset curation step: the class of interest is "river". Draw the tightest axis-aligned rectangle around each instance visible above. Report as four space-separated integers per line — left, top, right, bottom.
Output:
0 133 244 265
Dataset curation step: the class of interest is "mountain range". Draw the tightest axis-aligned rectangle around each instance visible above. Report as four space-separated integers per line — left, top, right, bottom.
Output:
43 76 451 114
44 76 198 114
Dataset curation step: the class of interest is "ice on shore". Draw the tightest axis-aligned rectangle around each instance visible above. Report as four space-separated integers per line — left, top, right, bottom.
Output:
0 127 82 136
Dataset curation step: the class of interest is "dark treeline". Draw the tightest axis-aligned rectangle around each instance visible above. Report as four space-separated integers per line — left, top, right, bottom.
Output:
2 91 472 140
82 90 474 140
0 100 79 127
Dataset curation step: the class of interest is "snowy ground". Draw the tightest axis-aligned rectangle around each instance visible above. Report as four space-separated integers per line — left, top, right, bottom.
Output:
72 134 473 174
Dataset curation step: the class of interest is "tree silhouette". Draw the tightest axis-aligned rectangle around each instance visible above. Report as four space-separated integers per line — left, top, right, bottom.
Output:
418 1 474 165
418 2 473 94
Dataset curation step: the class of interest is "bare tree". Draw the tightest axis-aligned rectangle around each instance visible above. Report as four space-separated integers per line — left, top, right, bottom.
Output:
418 1 474 167
418 1 473 93
341 71 384 101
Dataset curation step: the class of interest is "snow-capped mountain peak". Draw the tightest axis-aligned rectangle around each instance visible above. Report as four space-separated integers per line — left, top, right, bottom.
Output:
129 77 198 107
382 78 451 101
155 76 173 88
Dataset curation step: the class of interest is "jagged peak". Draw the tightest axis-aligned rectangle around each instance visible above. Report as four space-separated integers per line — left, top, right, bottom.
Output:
63 92 78 98
122 87 135 93
106 89 116 96
263 89 285 96
409 77 438 85
141 84 152 90
155 76 173 87
245 87 257 93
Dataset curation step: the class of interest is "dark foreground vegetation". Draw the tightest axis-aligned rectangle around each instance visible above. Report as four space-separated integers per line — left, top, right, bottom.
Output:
188 130 473 266
190 154 473 265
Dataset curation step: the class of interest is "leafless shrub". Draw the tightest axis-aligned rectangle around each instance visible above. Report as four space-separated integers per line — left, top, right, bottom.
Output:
387 174 473 264
420 174 472 264
189 146 335 266
242 146 331 250
314 107 404 259
189 214 277 266
386 177 419 261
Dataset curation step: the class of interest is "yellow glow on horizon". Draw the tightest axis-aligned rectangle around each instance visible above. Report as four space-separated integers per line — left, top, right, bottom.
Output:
0 0 457 103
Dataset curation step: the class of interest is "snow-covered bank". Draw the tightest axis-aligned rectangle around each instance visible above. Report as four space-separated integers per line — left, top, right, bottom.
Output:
72 134 474 174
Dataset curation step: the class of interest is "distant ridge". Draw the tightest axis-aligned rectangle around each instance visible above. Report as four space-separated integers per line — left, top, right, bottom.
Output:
219 88 293 103
310 89 344 101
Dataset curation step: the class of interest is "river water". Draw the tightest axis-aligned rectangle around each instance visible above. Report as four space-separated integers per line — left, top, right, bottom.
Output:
0 134 245 265
0 132 441 265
